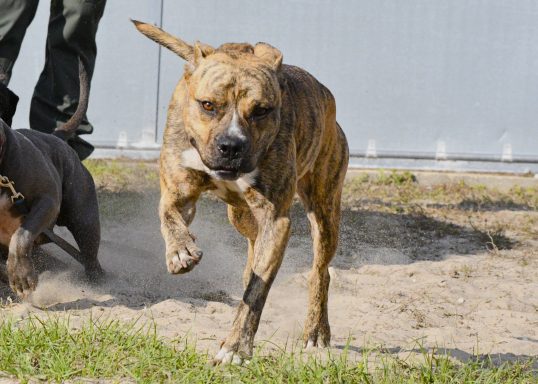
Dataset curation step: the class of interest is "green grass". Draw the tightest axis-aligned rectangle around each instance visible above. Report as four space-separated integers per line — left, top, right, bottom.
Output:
82 161 538 213
342 170 538 241
83 159 159 192
0 317 535 383
343 171 538 212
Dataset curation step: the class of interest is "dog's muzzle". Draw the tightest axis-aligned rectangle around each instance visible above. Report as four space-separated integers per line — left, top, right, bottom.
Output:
216 134 248 159
209 134 253 180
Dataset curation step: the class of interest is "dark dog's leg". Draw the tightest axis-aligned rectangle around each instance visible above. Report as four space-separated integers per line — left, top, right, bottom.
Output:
0 246 7 283
66 204 102 280
0 263 7 284
227 205 257 289
59 170 103 280
7 196 59 297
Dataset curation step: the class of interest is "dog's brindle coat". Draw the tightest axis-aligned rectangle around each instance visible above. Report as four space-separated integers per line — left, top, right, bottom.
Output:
134 21 349 364
0 62 102 297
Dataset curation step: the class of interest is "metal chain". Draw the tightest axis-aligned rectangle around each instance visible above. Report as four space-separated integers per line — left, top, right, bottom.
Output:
0 175 25 203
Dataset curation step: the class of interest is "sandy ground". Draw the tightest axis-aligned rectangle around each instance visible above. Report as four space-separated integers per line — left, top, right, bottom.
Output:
1 187 537 365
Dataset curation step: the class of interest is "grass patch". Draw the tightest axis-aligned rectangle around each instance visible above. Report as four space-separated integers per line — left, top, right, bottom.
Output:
342 171 538 245
343 171 538 212
83 159 159 192
0 317 535 383
83 161 537 213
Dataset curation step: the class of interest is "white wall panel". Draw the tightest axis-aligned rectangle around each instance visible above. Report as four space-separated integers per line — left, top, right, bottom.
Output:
9 1 538 171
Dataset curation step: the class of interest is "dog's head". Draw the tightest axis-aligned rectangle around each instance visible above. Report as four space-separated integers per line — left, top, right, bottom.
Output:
134 21 283 180
0 82 18 127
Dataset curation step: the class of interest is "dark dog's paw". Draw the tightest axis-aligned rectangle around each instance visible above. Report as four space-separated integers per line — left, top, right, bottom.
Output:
166 240 203 275
7 257 37 298
0 262 8 284
84 263 105 284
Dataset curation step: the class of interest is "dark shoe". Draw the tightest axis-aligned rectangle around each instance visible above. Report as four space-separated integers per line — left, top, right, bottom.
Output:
67 134 94 161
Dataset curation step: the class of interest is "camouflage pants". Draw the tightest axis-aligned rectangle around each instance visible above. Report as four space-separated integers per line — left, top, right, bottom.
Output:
0 0 106 157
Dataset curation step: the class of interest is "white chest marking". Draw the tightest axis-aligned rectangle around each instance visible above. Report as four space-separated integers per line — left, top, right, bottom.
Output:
0 194 22 246
0 194 11 210
212 169 258 197
180 148 209 173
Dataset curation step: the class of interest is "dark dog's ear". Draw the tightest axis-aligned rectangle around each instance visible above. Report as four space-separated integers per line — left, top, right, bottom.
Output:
0 83 18 126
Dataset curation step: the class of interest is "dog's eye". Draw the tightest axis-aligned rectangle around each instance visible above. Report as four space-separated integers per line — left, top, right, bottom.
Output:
251 106 271 119
200 101 215 112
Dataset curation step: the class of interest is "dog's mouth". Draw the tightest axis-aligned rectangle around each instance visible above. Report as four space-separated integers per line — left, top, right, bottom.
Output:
189 139 253 181
208 160 257 181
210 168 241 181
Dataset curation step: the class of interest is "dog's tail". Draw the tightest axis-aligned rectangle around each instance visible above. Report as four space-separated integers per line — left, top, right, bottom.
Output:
53 57 90 140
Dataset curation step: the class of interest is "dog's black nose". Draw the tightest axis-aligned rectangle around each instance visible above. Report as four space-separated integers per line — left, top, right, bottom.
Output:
216 135 247 159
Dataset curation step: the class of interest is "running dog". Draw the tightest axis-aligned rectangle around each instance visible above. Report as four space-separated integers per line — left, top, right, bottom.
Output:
134 21 349 364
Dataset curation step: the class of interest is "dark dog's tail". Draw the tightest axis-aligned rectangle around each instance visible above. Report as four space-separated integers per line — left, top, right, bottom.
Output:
53 57 90 140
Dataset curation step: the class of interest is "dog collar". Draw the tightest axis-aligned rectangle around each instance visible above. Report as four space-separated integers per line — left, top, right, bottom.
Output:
0 175 80 259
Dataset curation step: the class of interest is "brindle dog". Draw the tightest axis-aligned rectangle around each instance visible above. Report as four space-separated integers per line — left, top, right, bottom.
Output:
133 21 349 364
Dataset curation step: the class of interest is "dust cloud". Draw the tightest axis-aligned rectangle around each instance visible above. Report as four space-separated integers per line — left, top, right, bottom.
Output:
23 190 486 309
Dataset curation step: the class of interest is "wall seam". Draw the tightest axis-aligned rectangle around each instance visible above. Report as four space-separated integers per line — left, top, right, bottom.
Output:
154 0 165 143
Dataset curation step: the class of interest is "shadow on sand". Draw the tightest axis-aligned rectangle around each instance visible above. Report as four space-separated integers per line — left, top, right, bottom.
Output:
333 344 538 369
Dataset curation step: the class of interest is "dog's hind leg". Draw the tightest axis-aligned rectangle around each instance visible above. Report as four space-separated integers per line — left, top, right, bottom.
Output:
61 188 103 281
67 207 103 281
297 124 349 348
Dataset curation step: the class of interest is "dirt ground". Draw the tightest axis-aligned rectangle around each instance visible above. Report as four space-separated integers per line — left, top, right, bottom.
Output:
1 166 537 366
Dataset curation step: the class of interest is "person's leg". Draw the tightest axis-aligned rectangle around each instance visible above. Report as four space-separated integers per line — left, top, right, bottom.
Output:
30 0 106 159
0 0 39 84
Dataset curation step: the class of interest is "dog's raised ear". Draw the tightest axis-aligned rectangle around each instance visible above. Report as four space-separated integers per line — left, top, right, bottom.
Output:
194 41 215 66
132 19 195 63
254 42 283 71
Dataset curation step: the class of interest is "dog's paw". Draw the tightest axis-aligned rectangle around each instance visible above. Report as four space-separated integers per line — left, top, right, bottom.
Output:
166 240 203 274
212 345 247 366
304 338 330 349
303 325 331 349
6 257 37 298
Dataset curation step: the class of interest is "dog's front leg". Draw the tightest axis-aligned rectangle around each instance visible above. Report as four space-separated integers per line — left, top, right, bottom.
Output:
7 196 59 297
159 182 204 274
214 198 292 364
